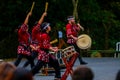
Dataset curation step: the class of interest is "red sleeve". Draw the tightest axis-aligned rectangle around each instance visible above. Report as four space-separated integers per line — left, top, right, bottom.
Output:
74 24 80 32
41 33 51 49
66 24 72 37
32 23 40 40
18 24 27 36
18 24 30 45
20 24 28 32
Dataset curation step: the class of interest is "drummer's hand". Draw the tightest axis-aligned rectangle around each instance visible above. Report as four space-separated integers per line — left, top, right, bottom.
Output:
81 27 84 31
30 45 36 50
77 23 84 31
50 47 58 52
43 12 47 16
70 35 78 41
73 36 78 41
52 47 58 52
28 12 32 17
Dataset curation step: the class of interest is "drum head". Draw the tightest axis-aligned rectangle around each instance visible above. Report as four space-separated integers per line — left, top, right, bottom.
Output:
76 34 92 49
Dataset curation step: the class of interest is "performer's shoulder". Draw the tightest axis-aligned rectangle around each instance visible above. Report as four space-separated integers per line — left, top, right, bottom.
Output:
21 23 28 27
66 23 71 28
33 23 40 29
41 33 48 38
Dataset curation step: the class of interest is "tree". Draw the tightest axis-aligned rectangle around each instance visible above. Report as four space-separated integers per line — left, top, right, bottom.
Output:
72 0 79 20
100 10 118 49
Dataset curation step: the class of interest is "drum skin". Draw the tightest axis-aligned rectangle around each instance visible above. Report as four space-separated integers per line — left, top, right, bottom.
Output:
76 34 92 49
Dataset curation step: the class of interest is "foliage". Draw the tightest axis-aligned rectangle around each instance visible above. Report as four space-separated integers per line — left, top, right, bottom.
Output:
0 0 120 58
0 34 18 58
90 51 102 58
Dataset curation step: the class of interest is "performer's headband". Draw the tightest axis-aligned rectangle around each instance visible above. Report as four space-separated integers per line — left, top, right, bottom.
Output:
67 16 75 20
43 23 50 30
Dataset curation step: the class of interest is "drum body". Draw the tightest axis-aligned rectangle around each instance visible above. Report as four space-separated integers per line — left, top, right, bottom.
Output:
61 46 76 58
49 50 63 64
49 46 76 64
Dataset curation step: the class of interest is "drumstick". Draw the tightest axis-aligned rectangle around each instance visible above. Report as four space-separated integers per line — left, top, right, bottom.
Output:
45 2 48 12
50 39 58 44
30 2 35 13
30 39 58 51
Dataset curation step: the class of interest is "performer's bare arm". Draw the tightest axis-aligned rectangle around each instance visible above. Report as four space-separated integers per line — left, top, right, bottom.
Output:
24 12 32 25
70 35 78 41
49 46 58 53
30 45 36 50
24 2 35 25
38 12 47 24
30 45 40 51
77 23 84 31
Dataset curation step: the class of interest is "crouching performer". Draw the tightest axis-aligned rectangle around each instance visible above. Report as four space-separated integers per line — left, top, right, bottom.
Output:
31 22 61 80
14 12 34 68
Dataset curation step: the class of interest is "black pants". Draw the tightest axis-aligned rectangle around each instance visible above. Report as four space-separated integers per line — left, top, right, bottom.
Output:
14 54 34 68
31 56 61 78
23 51 38 68
68 43 85 64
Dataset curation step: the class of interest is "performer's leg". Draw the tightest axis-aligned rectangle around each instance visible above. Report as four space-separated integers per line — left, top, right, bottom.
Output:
31 60 45 75
14 54 23 66
73 44 87 64
25 55 35 69
23 60 29 68
49 55 61 79
23 51 37 68
31 51 38 58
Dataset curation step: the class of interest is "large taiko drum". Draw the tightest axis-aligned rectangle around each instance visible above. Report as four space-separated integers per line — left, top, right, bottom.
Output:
49 50 63 64
49 46 76 63
61 46 76 58
76 34 92 49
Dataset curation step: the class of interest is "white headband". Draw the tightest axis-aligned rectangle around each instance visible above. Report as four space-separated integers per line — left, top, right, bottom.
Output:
43 23 50 30
67 17 75 20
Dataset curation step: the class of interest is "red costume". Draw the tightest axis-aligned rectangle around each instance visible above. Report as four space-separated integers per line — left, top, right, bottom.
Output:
37 32 54 62
22 23 41 68
31 23 41 50
65 22 87 66
17 24 31 55
31 22 61 79
66 23 80 44
32 23 41 43
14 12 35 68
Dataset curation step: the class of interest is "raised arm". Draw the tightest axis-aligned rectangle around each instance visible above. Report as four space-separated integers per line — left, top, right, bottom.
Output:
24 2 35 25
38 12 47 24
77 23 84 31
23 12 32 25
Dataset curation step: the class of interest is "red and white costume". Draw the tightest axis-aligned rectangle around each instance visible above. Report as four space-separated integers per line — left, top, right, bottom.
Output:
17 24 31 55
37 32 55 62
66 23 80 44
32 23 41 43
31 23 41 50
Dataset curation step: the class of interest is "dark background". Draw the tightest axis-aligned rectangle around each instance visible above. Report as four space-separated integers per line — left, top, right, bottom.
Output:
0 0 120 58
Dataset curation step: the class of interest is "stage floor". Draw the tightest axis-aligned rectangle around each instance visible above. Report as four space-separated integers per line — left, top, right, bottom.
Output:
12 57 120 80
